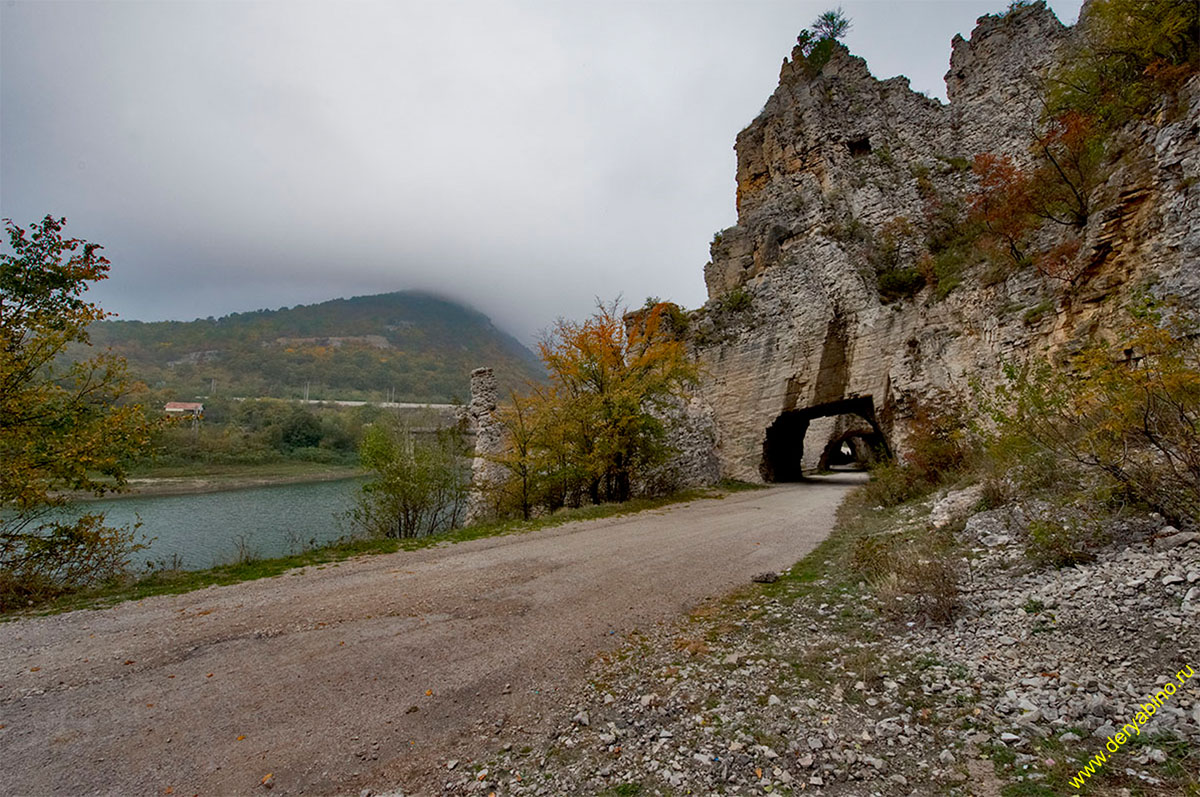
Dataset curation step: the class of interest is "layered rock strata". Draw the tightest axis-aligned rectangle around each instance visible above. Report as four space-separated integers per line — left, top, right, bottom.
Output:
691 1 1200 482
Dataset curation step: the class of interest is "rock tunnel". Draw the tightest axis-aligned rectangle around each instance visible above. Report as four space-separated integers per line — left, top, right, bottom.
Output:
759 395 890 482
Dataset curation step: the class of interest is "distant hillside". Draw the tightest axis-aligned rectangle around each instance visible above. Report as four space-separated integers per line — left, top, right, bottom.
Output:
90 291 545 403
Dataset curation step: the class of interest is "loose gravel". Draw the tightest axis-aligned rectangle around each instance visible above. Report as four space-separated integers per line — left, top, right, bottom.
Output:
441 487 1200 796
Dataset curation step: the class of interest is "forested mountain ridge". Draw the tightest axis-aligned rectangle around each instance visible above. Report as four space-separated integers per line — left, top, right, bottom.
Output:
89 291 544 403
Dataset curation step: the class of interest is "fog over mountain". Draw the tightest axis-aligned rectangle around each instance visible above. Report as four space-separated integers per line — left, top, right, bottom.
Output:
1 0 1082 342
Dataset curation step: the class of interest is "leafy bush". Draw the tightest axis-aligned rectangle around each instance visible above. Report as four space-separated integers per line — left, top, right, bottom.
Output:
722 286 753 314
980 305 1200 527
1022 298 1056 326
1024 517 1105 568
904 404 970 478
876 267 925 303
862 403 968 508
861 462 927 507
350 423 470 539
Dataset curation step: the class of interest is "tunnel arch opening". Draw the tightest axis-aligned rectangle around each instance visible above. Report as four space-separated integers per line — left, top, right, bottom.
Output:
760 395 890 482
817 428 889 471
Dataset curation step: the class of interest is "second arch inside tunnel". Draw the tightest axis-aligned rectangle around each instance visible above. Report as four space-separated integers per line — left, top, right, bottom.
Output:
760 395 890 482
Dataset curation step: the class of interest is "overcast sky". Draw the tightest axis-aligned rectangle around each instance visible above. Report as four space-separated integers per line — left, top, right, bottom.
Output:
2 0 1083 342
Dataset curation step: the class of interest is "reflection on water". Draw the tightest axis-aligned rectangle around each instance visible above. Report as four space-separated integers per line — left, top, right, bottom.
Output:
75 477 367 571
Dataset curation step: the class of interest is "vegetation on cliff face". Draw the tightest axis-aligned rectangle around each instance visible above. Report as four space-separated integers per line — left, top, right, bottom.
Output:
964 0 1197 292
850 0 1199 306
982 303 1200 532
1048 0 1199 128
0 217 157 610
89 290 544 404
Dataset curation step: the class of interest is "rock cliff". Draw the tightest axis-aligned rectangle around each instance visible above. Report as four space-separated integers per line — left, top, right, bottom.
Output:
688 1 1200 482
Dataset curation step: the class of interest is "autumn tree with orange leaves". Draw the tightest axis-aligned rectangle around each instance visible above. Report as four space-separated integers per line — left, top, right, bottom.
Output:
967 112 1102 286
489 300 697 516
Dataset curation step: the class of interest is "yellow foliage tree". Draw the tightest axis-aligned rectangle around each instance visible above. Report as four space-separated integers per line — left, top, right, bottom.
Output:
492 300 696 512
1 216 157 608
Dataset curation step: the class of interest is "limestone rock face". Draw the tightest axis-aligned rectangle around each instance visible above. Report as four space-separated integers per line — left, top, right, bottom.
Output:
690 1 1200 483
945 4 1071 164
636 395 721 496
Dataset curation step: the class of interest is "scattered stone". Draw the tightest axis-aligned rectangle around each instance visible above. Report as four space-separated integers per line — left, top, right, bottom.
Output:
429 487 1198 796
1157 530 1198 550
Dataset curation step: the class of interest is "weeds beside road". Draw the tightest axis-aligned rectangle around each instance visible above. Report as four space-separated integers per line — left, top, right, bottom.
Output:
5 481 763 620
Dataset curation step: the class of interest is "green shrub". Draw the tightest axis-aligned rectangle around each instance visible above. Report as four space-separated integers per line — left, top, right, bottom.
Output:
863 403 968 507
905 404 970 480
722 286 753 313
861 462 927 507
350 423 470 539
877 268 925 303
930 248 966 299
1024 517 1107 568
1022 298 1055 326
936 154 972 172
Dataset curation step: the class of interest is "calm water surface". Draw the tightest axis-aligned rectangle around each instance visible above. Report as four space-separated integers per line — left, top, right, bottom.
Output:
78 477 367 571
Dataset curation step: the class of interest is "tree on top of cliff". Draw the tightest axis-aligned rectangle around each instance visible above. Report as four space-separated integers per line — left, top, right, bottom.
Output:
796 7 851 74
813 8 851 41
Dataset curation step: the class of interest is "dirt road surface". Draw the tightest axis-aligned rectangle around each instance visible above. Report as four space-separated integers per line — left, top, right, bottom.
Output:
0 476 861 796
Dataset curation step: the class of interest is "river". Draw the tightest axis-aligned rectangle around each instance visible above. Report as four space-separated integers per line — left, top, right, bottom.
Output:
75 477 367 571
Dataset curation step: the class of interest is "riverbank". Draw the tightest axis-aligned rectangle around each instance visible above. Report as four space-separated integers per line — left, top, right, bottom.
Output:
9 481 764 620
72 461 364 501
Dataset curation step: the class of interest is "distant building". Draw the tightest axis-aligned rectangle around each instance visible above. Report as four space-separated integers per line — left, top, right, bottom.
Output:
164 402 204 417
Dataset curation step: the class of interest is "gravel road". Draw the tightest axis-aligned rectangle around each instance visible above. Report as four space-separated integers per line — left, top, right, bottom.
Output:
0 476 860 796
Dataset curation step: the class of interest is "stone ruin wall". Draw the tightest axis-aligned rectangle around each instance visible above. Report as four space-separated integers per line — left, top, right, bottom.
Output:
465 367 505 524
688 0 1200 483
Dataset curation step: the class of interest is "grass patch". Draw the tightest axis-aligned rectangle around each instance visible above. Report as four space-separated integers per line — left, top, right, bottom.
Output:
5 482 763 620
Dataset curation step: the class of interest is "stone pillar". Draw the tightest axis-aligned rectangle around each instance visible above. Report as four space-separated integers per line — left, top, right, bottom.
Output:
465 367 504 524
